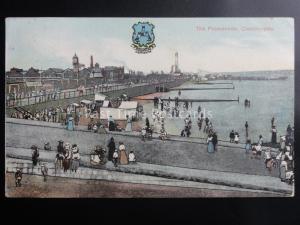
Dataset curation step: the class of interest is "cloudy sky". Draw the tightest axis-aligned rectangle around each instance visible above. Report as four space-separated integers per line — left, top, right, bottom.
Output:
6 18 294 73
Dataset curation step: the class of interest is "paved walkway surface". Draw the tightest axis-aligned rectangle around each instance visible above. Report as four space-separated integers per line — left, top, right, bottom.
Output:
6 118 280 177
6 147 293 195
6 118 279 150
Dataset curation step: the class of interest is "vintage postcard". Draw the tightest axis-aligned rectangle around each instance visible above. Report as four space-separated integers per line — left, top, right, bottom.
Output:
5 18 294 197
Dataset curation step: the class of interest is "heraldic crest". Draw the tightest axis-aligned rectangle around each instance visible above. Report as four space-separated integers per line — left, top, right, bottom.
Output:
131 22 156 54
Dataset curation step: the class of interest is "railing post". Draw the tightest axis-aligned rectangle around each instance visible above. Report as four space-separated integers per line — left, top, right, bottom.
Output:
35 96 37 105
27 97 29 105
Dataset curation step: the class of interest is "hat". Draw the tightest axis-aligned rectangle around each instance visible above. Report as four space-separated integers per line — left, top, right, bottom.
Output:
58 140 64 143
31 145 37 150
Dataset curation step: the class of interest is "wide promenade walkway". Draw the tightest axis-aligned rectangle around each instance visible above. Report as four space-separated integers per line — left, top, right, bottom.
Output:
6 149 292 195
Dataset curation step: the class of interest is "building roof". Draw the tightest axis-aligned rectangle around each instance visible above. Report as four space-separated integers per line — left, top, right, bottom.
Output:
49 68 64 73
25 67 40 77
26 81 43 87
80 99 93 105
118 101 138 109
102 100 110 107
99 107 127 120
95 93 107 101
62 68 76 78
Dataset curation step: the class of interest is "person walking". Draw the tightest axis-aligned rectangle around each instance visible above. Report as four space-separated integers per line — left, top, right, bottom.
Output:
271 126 277 145
41 163 48 182
146 117 150 130
15 169 22 187
245 139 252 154
258 135 263 146
107 137 116 161
198 106 201 114
31 145 39 167
245 121 249 138
118 142 128 165
112 150 119 167
234 132 240 144
212 132 218 152
207 134 214 153
125 115 132 132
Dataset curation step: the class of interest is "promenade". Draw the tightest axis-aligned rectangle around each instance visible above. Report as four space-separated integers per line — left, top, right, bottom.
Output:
5 118 294 196
6 79 186 108
6 151 292 195
6 118 280 177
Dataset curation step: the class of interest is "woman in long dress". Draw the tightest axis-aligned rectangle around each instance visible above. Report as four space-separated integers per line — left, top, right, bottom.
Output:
125 115 132 132
107 137 116 161
280 157 288 181
71 144 80 172
207 134 214 153
280 136 286 151
118 142 128 165
234 132 239 144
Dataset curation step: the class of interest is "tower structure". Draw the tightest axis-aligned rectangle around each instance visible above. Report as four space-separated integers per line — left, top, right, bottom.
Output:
72 53 79 72
175 52 179 73
90 55 94 68
170 51 181 74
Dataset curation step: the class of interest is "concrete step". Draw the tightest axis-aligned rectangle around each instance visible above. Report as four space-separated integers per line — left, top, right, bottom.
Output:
6 147 293 195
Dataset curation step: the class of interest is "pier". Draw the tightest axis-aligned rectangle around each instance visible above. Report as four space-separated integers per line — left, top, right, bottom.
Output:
170 87 234 91
193 82 234 85
134 97 239 103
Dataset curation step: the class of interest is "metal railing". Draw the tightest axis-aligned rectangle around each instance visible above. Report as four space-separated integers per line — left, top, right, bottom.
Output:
6 79 186 108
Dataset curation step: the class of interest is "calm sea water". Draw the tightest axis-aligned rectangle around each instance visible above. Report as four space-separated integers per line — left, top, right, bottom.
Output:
142 71 294 143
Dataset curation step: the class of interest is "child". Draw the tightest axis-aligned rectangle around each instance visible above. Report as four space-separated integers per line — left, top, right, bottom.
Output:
15 169 22 187
234 132 239 144
245 139 252 154
112 150 119 167
128 151 136 164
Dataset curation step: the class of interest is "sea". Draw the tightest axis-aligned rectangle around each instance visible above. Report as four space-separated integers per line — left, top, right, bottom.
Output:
141 70 294 143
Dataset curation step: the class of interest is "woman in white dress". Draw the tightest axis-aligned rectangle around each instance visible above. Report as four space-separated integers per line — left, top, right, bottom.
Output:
125 115 132 132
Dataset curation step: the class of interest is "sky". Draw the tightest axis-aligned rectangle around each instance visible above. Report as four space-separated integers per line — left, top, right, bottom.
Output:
6 18 294 73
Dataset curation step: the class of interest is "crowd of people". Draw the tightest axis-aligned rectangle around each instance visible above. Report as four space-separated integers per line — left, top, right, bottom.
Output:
11 106 67 124
10 102 97 127
14 137 139 186
90 137 137 167
242 122 294 184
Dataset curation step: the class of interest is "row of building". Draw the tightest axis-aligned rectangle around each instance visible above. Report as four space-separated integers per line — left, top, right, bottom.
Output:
6 54 127 82
5 54 146 95
6 53 183 96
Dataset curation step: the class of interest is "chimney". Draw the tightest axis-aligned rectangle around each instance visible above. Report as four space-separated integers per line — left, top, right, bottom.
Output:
90 55 94 68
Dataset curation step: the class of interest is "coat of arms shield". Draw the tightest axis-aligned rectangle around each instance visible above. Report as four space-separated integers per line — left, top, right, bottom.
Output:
131 22 156 53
